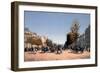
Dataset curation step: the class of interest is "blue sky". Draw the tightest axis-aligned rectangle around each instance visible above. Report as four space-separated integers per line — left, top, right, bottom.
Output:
24 11 90 44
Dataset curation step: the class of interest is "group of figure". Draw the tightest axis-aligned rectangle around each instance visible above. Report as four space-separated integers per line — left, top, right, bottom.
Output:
24 44 89 54
24 45 63 54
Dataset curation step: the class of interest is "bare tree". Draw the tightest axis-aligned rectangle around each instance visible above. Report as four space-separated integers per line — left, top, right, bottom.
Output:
71 19 80 33
65 19 80 48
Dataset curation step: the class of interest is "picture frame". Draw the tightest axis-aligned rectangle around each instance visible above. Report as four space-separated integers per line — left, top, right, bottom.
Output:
11 1 98 71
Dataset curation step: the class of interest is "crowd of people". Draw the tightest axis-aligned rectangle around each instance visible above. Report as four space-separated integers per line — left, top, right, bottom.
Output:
24 44 90 54
24 45 62 54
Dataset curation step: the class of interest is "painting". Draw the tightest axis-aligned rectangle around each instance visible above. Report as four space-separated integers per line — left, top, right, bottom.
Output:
11 1 97 71
24 11 90 61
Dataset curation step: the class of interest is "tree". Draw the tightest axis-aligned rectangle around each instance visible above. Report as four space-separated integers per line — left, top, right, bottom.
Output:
46 39 53 47
71 19 80 33
70 19 80 40
65 19 80 47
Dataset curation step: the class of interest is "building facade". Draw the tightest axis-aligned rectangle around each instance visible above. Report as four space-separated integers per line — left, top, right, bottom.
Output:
77 34 85 48
24 30 48 48
85 25 90 50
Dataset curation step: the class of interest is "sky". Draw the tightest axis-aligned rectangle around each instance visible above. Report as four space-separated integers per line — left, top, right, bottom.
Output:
24 11 90 45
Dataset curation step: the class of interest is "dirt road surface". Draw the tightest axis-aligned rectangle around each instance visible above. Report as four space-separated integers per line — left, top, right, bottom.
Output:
24 50 90 61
